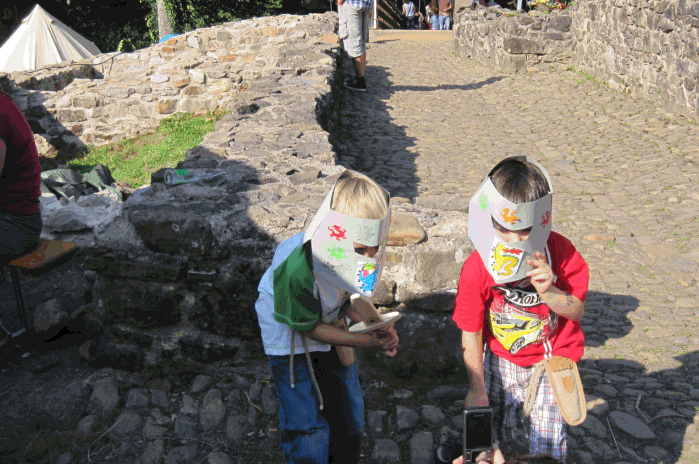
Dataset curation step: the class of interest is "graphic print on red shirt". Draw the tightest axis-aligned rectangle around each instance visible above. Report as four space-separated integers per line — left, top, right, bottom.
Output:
453 232 589 367
488 281 559 356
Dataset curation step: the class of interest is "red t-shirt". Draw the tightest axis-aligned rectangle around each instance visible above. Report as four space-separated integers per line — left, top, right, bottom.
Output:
0 92 42 215
453 231 589 367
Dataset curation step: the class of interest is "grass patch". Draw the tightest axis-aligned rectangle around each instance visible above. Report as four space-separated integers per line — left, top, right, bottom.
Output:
68 111 227 188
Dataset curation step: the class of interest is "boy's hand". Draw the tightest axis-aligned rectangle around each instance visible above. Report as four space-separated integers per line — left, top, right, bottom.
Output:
464 389 489 408
371 323 399 355
526 251 554 295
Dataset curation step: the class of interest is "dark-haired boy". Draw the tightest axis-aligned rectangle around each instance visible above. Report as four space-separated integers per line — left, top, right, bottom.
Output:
453 157 589 463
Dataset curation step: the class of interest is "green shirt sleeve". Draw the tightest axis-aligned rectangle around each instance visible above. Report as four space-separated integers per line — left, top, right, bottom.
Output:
273 240 322 331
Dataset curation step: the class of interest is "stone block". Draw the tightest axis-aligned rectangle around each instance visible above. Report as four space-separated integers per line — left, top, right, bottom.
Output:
92 278 182 328
413 249 461 290
72 95 99 108
57 108 87 122
387 214 427 246
32 299 69 341
547 15 572 32
105 87 135 98
157 99 177 114
503 37 546 55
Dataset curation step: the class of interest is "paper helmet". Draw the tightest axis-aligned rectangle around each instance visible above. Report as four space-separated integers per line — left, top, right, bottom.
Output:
468 157 553 284
303 170 391 298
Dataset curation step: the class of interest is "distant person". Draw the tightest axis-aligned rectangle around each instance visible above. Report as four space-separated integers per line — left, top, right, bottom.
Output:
402 0 417 29
339 0 373 92
438 0 453 30
0 91 42 272
429 0 441 29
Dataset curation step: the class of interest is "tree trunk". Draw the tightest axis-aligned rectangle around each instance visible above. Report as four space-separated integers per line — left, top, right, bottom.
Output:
157 0 173 40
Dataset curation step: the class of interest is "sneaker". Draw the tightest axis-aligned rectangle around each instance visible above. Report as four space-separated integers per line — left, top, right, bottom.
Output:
344 77 367 92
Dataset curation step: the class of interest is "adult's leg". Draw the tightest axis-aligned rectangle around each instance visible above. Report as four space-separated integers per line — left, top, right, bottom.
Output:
269 354 330 464
314 351 364 464
0 212 42 265
344 6 368 80
444 15 451 30
431 15 440 30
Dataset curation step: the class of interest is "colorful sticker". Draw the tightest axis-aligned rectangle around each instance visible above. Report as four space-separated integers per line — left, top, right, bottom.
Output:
355 261 378 295
501 208 520 225
489 240 524 278
328 245 346 261
328 225 347 241
478 192 489 211
541 211 551 227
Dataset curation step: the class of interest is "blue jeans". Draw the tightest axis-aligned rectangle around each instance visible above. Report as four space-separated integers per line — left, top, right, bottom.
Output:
430 15 440 30
269 350 364 464
438 14 451 31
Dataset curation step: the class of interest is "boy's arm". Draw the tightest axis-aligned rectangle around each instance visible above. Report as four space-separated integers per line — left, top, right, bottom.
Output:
302 321 398 350
527 251 585 321
462 329 489 407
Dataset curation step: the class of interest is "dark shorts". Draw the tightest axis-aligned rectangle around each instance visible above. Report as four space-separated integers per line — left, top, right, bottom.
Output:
0 212 42 267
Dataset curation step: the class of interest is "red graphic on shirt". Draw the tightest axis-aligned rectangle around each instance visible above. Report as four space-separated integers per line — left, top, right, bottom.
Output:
501 208 520 225
541 211 551 227
328 225 347 241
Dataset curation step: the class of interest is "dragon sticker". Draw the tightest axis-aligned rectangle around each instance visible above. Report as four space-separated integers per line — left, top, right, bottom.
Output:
328 225 347 241
489 241 525 278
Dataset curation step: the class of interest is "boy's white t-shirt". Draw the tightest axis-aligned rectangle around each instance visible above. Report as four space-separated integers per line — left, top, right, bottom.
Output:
255 232 347 356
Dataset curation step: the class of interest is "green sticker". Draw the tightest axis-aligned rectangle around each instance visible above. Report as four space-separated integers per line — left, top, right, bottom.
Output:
329 245 346 261
479 192 489 211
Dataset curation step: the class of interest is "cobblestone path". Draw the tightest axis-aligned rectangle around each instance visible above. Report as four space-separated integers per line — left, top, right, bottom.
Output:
336 31 699 464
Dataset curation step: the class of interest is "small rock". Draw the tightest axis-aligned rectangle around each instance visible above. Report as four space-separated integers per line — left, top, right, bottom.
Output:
111 411 141 436
248 379 262 401
89 378 120 414
421 405 446 425
396 406 420 430
226 414 249 440
372 438 401 463
191 375 211 393
58 452 72 464
181 394 199 414
152 389 170 408
175 415 196 439
367 410 387 433
77 415 97 434
143 417 167 438
141 439 164 464
410 432 433 464
260 384 278 415
200 389 226 429
609 411 656 440
126 388 149 408
390 389 415 400
151 408 171 425
208 452 233 464
164 445 197 464
32 299 69 340
387 214 427 246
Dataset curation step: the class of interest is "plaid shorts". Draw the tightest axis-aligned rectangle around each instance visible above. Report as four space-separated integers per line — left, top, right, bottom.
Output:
484 348 567 461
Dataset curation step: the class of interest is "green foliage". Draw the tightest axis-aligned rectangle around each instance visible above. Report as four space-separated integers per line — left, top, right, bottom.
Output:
67 111 228 188
140 0 282 40
118 39 136 52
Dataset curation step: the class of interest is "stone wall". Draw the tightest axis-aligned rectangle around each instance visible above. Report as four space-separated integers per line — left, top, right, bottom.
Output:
2 13 472 379
452 6 574 73
453 0 699 117
570 0 699 118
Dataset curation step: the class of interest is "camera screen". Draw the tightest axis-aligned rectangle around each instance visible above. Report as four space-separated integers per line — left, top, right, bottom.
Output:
465 411 492 450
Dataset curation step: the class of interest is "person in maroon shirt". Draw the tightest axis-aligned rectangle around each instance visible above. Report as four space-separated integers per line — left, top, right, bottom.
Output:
0 90 43 269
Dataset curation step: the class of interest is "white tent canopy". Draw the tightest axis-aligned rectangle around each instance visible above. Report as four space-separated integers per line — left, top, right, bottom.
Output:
0 4 101 73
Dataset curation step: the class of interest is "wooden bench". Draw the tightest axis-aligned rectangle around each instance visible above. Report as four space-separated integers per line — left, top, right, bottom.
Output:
3 239 77 338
